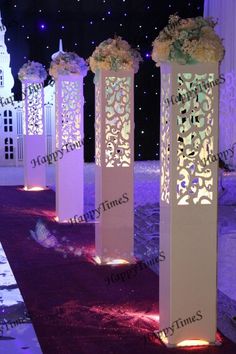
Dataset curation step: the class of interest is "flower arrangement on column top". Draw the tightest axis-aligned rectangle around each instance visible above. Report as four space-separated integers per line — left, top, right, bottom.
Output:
49 52 88 79
89 36 143 73
18 61 47 81
152 14 225 66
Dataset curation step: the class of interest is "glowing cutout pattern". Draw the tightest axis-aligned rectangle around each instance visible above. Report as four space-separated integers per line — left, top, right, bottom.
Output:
56 79 82 148
105 76 131 167
95 82 101 166
160 73 171 204
22 83 43 136
176 73 214 205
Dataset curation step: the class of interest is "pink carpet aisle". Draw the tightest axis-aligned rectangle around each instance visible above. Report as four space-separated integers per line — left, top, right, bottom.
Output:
0 185 235 354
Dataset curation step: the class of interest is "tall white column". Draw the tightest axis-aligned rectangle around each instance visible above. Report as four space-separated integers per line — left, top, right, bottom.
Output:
95 70 134 264
55 74 84 222
160 63 218 347
22 79 46 190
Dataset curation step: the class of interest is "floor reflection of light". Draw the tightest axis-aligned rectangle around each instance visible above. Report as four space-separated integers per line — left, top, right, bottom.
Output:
145 314 160 322
92 305 159 325
177 339 209 347
23 186 46 191
125 311 160 329
89 305 161 341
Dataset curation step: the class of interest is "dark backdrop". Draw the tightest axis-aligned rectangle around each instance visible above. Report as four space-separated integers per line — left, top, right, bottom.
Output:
0 0 204 162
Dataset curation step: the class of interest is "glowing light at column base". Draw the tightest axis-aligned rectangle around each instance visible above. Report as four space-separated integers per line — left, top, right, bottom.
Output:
23 186 46 191
93 256 130 265
159 334 168 344
177 339 209 347
93 256 102 265
106 259 130 265
54 216 71 223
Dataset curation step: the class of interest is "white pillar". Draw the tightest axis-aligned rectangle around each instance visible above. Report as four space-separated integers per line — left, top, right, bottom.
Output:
55 74 84 222
95 70 134 264
22 79 46 190
160 63 218 347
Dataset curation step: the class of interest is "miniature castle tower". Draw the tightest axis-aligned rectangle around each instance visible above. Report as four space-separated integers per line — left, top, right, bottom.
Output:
0 10 14 98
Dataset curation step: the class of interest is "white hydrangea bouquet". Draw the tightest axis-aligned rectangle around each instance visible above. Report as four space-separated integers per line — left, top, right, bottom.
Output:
18 61 47 81
89 36 143 73
152 14 225 66
49 52 88 79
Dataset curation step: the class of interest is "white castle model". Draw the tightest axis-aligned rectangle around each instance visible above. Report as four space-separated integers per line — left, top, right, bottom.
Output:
0 11 58 166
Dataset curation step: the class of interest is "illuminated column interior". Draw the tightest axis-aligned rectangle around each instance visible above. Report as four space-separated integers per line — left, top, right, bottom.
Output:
159 63 219 347
55 74 84 222
95 70 134 264
22 79 46 190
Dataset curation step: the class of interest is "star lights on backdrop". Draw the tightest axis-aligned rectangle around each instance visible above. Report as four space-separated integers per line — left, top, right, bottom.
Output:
3 0 203 161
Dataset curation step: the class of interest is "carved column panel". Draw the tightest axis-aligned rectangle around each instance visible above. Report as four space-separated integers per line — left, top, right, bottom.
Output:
22 79 46 190
55 75 84 222
160 63 218 347
95 70 134 264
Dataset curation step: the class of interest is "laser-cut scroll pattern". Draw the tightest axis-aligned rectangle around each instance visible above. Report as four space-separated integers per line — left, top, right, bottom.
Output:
176 72 215 205
22 83 43 136
161 73 171 204
56 79 82 148
105 76 131 167
95 83 101 166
